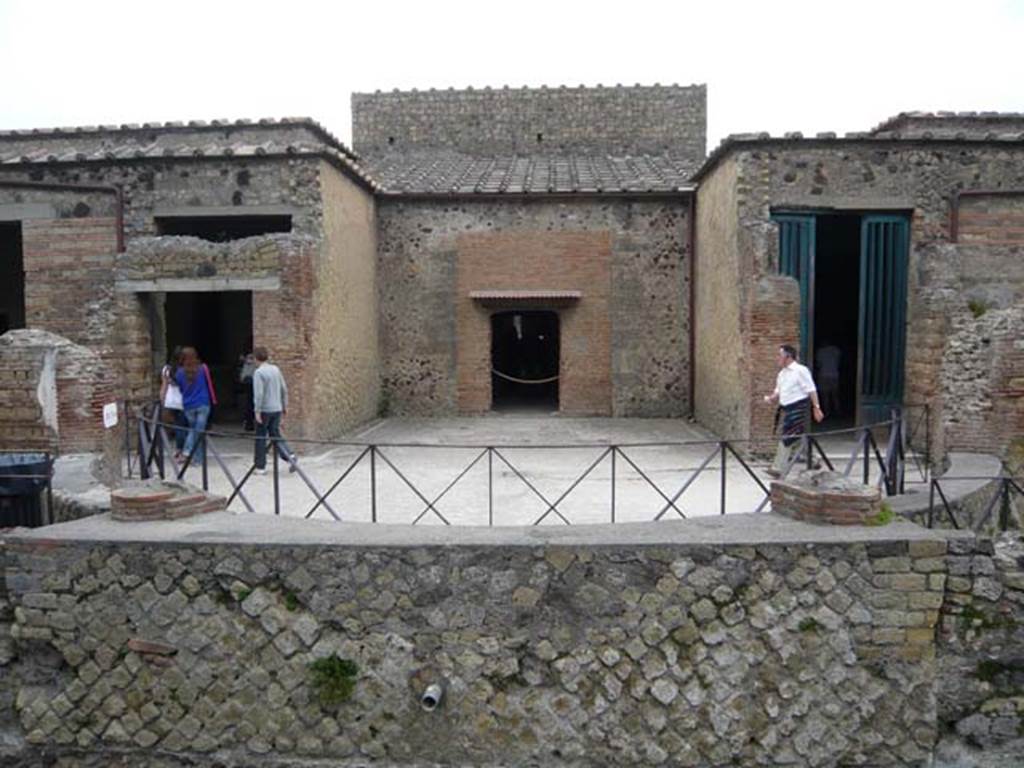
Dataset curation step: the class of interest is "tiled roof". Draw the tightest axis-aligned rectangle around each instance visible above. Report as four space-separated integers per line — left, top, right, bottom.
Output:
691 130 1024 183
0 117 357 159
364 152 696 195
870 111 1024 135
0 138 383 193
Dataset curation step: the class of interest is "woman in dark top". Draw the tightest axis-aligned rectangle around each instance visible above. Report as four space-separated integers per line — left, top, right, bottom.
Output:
174 347 217 465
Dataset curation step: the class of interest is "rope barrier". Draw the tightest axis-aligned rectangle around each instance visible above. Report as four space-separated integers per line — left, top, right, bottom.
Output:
491 368 560 385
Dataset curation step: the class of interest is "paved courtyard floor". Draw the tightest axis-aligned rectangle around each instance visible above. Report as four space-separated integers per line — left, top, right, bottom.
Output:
160 416 896 526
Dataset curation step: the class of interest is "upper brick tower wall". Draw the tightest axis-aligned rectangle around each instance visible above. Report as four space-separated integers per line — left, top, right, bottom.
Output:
352 84 707 162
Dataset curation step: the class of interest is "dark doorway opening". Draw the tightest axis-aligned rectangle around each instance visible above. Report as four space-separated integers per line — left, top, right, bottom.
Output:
811 215 860 429
155 215 292 242
164 291 253 424
0 222 25 334
491 311 560 411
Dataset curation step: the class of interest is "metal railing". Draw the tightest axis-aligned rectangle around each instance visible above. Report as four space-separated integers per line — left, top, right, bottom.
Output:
126 405 913 525
927 475 1023 532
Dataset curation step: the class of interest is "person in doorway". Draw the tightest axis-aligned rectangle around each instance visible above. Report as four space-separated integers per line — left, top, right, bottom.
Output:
159 347 187 453
815 340 842 417
252 346 298 475
763 344 824 478
238 350 257 431
174 347 218 466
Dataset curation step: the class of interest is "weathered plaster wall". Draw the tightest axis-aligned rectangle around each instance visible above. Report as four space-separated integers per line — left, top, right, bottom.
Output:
311 162 380 434
0 515 979 767
694 156 747 439
377 197 690 417
697 140 1024 453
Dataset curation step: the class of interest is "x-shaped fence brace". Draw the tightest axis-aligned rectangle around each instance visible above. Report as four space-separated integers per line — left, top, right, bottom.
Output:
928 475 1024 532
132 409 907 525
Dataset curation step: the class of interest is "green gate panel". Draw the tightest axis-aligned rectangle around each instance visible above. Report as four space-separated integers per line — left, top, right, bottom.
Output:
858 215 909 424
773 214 815 361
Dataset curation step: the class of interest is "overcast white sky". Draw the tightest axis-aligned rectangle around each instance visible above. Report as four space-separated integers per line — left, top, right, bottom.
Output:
1 0 1022 152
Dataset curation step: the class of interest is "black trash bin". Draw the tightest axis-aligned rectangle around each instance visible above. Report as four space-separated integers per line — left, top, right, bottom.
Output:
0 453 52 528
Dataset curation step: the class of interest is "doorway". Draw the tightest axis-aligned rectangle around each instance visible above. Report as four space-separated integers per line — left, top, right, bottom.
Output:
812 215 860 428
164 291 253 423
0 222 25 334
490 310 560 411
775 211 909 426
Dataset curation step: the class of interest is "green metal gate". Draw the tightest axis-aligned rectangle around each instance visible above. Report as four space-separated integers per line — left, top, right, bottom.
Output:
774 212 909 424
858 215 910 423
774 214 815 361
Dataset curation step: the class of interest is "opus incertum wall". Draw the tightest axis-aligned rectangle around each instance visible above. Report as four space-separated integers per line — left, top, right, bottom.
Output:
2 513 1023 767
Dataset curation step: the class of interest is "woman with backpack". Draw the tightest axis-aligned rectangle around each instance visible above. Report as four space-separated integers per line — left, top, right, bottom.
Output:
174 347 218 466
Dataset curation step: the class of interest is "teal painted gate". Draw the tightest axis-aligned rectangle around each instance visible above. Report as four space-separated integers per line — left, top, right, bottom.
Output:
858 215 910 423
774 214 815 361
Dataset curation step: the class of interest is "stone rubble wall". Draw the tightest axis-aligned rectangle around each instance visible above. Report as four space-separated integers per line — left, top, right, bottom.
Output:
353 84 707 161
0 531 983 767
116 235 288 283
940 304 1024 457
935 533 1024 751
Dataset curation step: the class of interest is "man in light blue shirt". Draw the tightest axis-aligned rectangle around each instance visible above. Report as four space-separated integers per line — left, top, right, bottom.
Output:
252 347 298 475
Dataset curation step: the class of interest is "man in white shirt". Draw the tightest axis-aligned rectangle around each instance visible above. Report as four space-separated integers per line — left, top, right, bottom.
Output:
763 344 824 478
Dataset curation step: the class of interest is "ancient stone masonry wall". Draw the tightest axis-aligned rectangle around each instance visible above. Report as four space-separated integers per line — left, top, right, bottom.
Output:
698 140 1024 452
935 533 1024 753
116 235 289 284
0 157 324 238
940 305 1024 455
353 84 707 160
0 527 963 767
377 197 690 417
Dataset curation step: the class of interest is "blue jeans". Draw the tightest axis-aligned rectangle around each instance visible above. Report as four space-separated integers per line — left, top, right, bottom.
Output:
255 412 294 470
183 405 210 464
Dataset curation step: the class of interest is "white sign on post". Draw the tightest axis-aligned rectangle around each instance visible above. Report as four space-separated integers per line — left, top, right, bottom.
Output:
103 402 119 429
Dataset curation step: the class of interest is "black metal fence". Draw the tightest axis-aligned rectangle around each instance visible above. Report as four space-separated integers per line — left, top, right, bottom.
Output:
0 450 55 528
927 475 1023 533
125 404 920 525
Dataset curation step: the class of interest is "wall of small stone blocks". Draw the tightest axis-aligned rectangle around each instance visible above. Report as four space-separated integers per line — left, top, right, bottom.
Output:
0 529 986 767
377 197 690 417
353 84 706 160
935 533 1024 752
695 140 1024 454
308 161 380 435
940 305 1024 454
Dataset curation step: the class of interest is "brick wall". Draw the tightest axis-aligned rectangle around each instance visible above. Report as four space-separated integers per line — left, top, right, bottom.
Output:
353 84 706 161
956 194 1024 245
309 161 380 434
0 330 114 454
251 238 319 440
455 231 611 414
378 197 690 417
